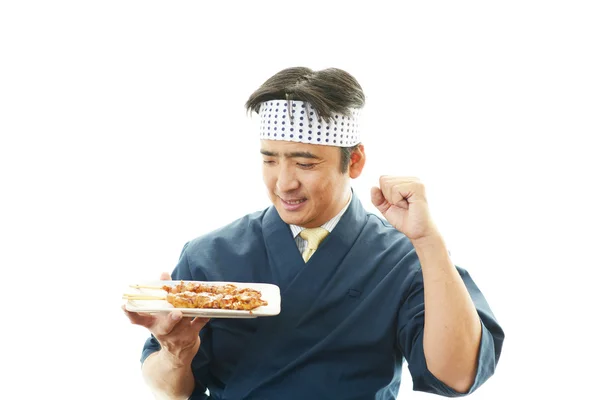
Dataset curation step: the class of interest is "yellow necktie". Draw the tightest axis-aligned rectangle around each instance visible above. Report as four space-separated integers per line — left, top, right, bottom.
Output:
299 227 329 262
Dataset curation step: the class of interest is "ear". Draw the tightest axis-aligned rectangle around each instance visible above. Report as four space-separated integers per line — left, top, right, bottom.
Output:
348 144 366 179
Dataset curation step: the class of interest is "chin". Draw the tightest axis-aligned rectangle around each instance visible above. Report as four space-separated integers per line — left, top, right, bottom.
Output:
275 207 305 226
277 210 301 224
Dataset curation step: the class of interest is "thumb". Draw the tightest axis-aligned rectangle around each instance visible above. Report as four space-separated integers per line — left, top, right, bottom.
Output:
160 272 172 281
371 187 390 214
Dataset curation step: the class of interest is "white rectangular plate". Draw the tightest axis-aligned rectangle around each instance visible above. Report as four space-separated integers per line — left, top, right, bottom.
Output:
124 280 281 318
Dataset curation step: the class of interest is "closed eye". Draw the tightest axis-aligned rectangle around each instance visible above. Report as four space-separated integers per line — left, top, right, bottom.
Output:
297 163 316 169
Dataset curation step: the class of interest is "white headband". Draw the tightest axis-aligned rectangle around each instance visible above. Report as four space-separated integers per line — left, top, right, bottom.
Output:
258 100 361 147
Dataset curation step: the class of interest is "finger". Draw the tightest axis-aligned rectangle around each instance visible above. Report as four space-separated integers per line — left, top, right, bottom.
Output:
370 187 390 214
391 183 411 208
396 176 420 182
190 317 211 334
122 305 156 328
379 175 389 189
370 186 385 207
380 179 397 207
394 182 426 203
160 272 172 281
379 176 421 188
153 310 184 336
379 176 400 201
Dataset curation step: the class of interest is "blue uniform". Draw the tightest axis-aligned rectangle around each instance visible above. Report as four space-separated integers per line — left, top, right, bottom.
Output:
141 194 504 399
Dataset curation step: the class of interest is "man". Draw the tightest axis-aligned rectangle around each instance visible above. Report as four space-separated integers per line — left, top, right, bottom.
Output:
124 67 504 400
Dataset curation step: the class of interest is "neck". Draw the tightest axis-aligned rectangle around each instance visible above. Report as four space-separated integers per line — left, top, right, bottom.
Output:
300 189 352 229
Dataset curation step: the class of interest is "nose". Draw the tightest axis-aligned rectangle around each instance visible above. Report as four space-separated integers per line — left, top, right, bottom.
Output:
276 164 300 193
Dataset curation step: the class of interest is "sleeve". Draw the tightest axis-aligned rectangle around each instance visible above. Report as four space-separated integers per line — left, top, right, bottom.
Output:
140 242 214 400
396 252 505 397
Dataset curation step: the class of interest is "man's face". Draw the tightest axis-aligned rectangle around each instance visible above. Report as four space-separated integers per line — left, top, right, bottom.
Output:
260 140 352 228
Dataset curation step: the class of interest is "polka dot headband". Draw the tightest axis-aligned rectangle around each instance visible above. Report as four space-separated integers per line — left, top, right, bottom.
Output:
258 100 361 147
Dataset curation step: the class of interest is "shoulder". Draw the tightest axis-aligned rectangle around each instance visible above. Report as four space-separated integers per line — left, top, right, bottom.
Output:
360 210 422 274
175 208 272 280
183 208 269 254
364 211 413 249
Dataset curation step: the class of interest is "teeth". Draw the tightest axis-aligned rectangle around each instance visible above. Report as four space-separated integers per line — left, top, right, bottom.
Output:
285 199 304 205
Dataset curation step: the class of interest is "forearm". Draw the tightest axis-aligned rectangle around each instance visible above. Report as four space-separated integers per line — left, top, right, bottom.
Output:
413 233 482 393
142 349 196 400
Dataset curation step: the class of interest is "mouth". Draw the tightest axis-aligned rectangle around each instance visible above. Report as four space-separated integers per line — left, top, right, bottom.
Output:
281 198 305 204
278 196 307 211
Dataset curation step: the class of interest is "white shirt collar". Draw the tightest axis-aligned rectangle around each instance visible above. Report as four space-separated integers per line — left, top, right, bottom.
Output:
289 191 352 238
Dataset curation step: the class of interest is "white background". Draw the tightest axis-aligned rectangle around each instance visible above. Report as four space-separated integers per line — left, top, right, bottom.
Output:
1 1 599 399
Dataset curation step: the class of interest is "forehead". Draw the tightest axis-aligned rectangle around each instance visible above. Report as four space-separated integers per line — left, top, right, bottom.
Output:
260 139 339 158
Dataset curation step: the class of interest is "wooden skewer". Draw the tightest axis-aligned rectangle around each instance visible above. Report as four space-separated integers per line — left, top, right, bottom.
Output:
122 294 167 301
129 284 166 290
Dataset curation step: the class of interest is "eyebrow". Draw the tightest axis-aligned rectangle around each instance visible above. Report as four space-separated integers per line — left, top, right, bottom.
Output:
260 150 322 160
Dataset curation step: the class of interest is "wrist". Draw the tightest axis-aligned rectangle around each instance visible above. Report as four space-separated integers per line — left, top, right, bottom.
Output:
158 347 194 369
411 232 447 253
